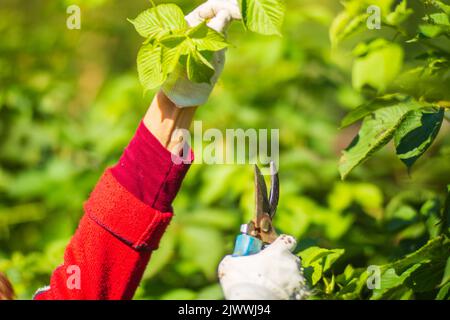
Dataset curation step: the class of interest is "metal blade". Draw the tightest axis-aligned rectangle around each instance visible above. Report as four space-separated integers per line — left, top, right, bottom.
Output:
254 164 270 219
269 161 279 217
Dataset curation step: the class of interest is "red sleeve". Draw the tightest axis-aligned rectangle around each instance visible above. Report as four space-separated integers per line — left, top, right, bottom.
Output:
34 122 192 300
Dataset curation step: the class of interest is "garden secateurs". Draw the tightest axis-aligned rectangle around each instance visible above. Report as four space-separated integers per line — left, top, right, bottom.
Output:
232 161 279 256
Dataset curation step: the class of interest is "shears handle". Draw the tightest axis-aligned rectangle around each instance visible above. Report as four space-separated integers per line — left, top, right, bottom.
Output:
232 234 263 257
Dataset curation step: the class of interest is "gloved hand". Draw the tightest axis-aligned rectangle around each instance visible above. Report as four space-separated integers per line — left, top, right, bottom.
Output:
161 0 241 107
218 235 310 300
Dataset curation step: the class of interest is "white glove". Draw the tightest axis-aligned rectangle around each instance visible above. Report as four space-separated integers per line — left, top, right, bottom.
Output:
218 235 310 300
161 0 241 107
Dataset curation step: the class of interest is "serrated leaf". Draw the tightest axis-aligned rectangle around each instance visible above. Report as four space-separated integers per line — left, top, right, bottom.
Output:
193 29 229 52
162 45 183 75
389 236 449 273
129 4 187 39
240 0 285 36
137 44 165 91
339 104 414 179
187 51 215 84
341 94 422 128
371 264 422 300
137 43 181 91
394 108 444 168
186 21 228 51
299 247 345 285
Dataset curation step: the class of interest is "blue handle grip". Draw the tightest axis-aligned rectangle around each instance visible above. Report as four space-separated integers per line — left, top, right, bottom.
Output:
232 234 263 256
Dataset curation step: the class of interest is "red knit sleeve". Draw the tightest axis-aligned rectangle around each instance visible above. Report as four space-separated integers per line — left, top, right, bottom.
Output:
34 122 192 300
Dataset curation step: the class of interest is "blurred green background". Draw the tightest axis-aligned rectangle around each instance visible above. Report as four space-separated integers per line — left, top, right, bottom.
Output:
0 0 449 299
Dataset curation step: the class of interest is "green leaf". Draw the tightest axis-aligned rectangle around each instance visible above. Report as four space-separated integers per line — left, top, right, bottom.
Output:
193 29 229 52
385 0 413 26
339 104 414 179
371 264 422 300
437 282 450 300
340 94 422 128
240 0 285 35
136 44 164 91
428 13 450 26
405 260 447 293
137 43 181 91
187 51 215 84
185 21 229 52
389 236 449 273
394 108 444 168
129 4 187 39
419 24 447 38
420 199 444 238
352 40 404 92
299 247 345 286
432 0 450 15
159 34 187 48
329 12 368 47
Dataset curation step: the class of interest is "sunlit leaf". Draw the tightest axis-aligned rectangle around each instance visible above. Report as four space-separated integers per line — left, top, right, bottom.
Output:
352 40 404 92
128 4 187 39
371 264 421 300
340 94 422 128
240 0 285 35
137 44 165 91
385 0 413 26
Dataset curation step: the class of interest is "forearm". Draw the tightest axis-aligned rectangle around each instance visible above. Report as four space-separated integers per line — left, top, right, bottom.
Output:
144 90 197 154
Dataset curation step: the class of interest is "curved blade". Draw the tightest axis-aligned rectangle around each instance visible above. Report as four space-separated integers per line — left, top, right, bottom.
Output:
269 161 279 217
254 165 270 219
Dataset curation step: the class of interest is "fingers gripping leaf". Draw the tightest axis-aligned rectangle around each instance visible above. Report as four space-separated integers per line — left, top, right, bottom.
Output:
130 1 286 92
130 3 228 91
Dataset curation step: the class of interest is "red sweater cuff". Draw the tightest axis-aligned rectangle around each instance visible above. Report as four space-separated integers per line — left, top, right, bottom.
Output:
85 169 173 251
111 121 193 212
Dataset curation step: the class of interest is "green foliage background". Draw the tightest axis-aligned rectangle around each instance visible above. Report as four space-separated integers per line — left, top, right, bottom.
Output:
0 0 449 299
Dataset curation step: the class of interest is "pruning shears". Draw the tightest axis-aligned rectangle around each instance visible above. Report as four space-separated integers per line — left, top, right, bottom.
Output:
232 161 279 257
